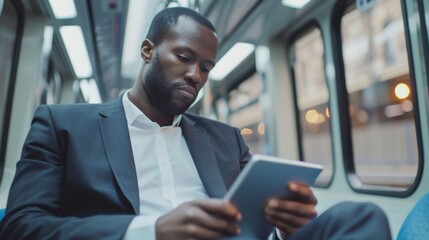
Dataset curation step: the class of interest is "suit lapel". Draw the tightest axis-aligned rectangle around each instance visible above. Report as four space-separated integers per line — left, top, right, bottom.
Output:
181 115 227 198
98 99 139 214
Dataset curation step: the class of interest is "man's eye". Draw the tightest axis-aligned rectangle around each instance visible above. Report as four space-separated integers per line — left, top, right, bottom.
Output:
201 66 211 73
177 55 190 62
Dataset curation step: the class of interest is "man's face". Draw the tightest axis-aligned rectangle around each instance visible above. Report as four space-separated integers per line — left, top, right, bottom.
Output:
143 16 218 116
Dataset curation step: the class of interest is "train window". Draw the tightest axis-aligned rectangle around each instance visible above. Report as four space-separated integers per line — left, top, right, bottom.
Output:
341 0 419 189
0 2 19 179
227 73 268 155
290 27 333 186
215 98 229 123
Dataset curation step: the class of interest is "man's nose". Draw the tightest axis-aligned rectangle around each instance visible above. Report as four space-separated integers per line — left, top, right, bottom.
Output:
184 64 202 84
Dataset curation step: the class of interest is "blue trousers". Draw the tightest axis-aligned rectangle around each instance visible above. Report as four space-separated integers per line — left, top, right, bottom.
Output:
275 202 392 240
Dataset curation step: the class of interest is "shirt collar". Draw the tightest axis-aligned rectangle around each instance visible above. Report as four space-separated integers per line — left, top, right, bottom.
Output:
122 90 182 129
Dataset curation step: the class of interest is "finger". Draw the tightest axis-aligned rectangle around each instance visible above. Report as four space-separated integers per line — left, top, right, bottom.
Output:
288 182 318 204
266 199 317 218
183 223 239 240
265 215 300 236
184 202 240 235
265 202 314 237
265 204 314 228
193 199 242 221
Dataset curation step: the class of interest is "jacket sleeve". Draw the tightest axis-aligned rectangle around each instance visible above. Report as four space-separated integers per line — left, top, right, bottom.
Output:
0 105 134 240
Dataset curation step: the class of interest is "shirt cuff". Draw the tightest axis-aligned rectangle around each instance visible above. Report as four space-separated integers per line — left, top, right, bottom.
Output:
123 215 159 240
276 228 287 240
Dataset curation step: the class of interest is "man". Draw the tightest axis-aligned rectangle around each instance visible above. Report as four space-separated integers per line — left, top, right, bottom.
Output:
0 7 391 240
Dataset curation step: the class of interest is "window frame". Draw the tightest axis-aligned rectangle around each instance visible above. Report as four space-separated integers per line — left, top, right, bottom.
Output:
0 0 25 186
287 21 335 188
332 0 424 197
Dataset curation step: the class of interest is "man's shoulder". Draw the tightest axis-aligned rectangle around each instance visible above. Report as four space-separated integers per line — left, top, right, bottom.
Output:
41 99 119 113
35 100 121 121
45 102 104 110
39 103 104 115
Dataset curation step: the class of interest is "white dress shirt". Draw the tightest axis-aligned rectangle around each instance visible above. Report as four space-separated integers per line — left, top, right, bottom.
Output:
122 92 209 239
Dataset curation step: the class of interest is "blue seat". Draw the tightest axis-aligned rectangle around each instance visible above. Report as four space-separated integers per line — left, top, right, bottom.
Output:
0 208 5 223
397 193 429 240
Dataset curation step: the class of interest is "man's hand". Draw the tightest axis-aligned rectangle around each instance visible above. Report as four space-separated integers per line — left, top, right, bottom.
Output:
156 199 241 240
264 182 318 239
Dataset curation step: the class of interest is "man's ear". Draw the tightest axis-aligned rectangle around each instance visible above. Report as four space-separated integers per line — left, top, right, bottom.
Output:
141 39 155 63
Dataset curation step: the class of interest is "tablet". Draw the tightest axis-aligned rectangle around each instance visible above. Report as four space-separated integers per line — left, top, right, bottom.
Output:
221 154 323 240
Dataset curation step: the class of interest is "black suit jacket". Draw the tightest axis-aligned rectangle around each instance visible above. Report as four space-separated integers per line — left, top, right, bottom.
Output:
0 98 251 239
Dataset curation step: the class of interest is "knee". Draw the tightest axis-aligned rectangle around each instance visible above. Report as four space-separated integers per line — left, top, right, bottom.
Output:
338 202 384 214
331 201 388 222
312 202 391 239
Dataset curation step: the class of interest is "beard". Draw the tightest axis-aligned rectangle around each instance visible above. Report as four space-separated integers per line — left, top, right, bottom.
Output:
143 51 196 116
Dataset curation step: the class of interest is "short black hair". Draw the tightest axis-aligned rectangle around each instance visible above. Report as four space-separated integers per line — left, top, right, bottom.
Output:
145 7 216 46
